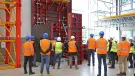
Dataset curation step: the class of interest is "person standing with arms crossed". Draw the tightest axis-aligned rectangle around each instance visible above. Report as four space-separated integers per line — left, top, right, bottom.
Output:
87 33 96 66
96 31 107 76
40 33 52 76
22 36 35 75
117 33 130 76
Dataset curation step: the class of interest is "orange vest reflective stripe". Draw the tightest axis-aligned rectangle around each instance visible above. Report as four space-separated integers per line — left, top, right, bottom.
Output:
40 39 51 55
117 41 130 56
88 38 96 50
51 40 56 51
68 41 77 53
96 38 107 54
22 41 34 56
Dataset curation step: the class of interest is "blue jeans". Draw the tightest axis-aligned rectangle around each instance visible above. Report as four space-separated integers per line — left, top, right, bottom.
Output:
54 53 62 67
88 49 95 65
33 52 36 65
107 51 111 62
40 55 50 74
97 54 107 73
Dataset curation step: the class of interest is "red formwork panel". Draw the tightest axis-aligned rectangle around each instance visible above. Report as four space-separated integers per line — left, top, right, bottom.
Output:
68 13 83 65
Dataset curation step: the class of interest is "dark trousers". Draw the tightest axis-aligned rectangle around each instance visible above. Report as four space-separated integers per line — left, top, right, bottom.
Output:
110 52 116 67
24 56 33 73
88 49 95 65
98 54 107 74
128 53 133 67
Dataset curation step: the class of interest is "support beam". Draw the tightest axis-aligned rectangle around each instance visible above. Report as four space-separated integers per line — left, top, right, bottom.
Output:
15 0 21 68
98 0 113 4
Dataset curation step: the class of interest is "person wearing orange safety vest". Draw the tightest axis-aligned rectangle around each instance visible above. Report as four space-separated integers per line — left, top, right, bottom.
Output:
51 37 57 68
22 36 35 75
68 36 79 70
87 33 96 66
128 37 135 68
117 34 130 76
96 31 107 76
40 33 52 76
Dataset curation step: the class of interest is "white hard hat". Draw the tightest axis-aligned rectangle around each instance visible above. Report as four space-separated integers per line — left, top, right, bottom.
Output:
71 36 75 39
129 37 133 40
121 34 127 37
57 37 61 41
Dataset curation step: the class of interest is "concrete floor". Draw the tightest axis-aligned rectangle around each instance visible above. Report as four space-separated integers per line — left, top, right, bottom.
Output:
0 59 134 76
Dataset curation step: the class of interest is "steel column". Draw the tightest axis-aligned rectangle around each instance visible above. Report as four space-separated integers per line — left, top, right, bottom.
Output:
15 0 21 68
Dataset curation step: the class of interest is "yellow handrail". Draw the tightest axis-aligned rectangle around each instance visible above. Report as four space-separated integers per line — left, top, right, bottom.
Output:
0 52 5 61
5 47 15 64
4 4 16 21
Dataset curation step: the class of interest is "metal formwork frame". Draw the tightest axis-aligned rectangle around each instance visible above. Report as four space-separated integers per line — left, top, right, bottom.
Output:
0 0 21 69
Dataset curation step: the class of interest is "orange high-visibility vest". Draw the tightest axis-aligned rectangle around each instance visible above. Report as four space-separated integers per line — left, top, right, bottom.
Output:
22 41 34 56
88 38 96 50
51 40 56 51
96 38 107 54
117 40 130 56
68 41 77 53
40 39 51 55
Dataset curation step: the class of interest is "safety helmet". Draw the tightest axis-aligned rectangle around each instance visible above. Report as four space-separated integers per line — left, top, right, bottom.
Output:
43 33 48 38
121 33 127 37
26 36 30 41
54 37 57 40
90 34 94 37
57 37 61 41
129 37 133 40
99 31 104 35
31 36 35 39
71 36 75 39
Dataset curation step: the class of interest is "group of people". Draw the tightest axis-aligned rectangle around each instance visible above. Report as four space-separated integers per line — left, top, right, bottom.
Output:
22 33 79 76
22 31 135 76
87 31 135 76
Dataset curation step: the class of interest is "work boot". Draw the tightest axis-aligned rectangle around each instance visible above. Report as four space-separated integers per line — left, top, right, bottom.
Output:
122 72 126 76
29 72 35 75
70 65 72 69
33 64 38 67
47 74 52 76
75 65 79 70
87 64 90 66
97 73 101 76
24 71 27 74
128 66 133 68
104 72 107 76
117 73 123 76
40 73 43 76
109 66 115 69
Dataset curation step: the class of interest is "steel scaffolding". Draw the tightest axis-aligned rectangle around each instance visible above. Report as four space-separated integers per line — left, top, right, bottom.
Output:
0 0 21 70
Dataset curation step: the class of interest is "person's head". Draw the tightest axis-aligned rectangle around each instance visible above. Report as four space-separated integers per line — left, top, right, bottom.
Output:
99 31 104 38
129 37 133 42
31 36 35 41
110 37 113 41
121 34 127 41
57 37 61 42
70 36 75 40
26 36 31 41
43 33 48 39
90 34 94 38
